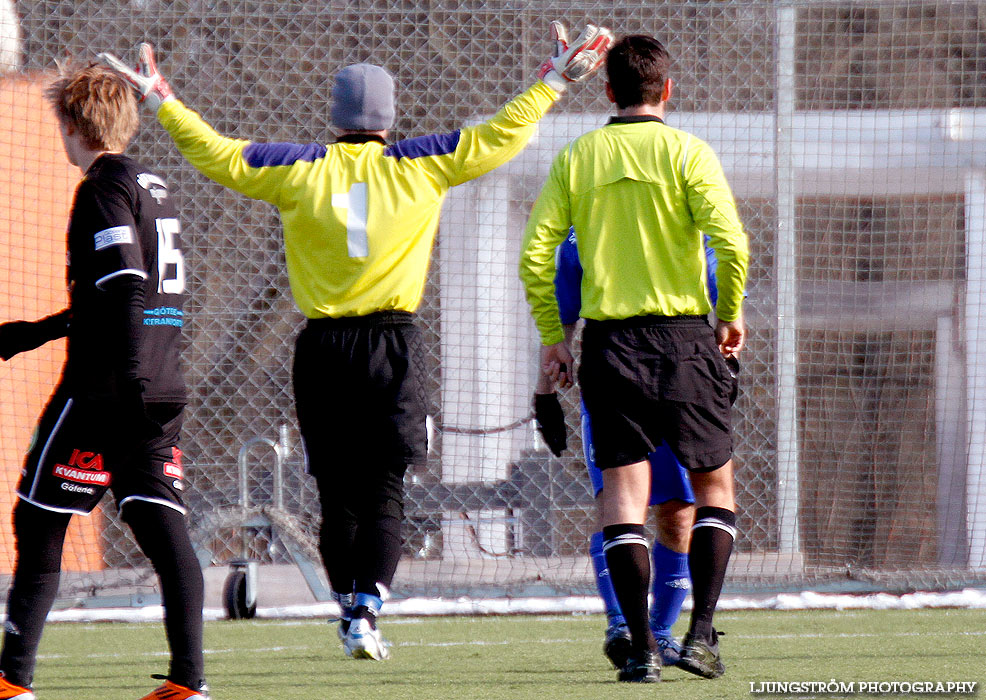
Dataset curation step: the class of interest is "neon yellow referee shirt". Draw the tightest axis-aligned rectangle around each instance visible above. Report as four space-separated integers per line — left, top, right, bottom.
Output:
158 81 559 318
520 116 749 346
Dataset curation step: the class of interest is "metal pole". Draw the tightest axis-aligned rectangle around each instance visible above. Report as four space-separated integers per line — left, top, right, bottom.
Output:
774 2 801 556
965 171 986 569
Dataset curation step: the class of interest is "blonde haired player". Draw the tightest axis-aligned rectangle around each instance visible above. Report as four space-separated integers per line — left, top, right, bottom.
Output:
0 63 207 700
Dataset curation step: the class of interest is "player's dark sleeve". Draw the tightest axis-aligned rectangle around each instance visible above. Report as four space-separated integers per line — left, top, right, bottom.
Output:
76 173 147 283
534 392 567 457
0 309 70 361
89 274 161 440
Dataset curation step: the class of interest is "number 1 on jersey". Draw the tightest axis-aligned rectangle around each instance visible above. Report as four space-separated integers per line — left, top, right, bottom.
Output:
332 182 369 258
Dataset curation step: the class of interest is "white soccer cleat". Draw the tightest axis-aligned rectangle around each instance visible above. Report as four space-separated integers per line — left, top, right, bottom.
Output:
343 618 391 660
332 590 356 656
336 617 353 656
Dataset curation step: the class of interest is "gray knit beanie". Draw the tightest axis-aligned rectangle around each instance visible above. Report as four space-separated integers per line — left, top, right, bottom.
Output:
331 63 395 131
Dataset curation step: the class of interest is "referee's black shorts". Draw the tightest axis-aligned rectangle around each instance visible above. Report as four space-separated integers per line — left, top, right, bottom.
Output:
578 314 736 472
293 311 427 481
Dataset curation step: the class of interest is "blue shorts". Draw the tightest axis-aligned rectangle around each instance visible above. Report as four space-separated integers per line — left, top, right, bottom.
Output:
581 399 695 505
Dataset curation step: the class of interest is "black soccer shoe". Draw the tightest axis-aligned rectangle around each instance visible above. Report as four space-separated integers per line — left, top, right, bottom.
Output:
655 634 683 666
617 649 661 683
603 622 633 670
677 628 726 679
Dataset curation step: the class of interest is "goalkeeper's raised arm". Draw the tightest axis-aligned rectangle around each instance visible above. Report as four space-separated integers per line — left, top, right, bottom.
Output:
99 25 612 209
98 24 612 319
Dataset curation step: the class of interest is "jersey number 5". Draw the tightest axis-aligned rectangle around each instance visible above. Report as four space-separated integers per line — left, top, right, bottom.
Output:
156 218 186 294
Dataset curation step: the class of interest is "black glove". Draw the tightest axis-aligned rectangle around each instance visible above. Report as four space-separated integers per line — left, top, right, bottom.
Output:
0 310 70 361
534 392 567 457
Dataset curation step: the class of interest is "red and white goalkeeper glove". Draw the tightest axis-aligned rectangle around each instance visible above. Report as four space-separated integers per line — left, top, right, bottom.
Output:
98 43 175 111
537 21 614 93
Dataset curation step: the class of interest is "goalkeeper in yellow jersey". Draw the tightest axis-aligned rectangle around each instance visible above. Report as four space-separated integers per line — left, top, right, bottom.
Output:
520 34 749 683
101 24 613 660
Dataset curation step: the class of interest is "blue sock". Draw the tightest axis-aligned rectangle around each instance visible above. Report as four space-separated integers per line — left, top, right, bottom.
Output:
590 531 624 626
353 592 384 628
649 541 690 637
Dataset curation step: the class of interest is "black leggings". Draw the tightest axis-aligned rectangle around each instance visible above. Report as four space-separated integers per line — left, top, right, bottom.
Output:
0 499 205 689
315 469 405 598
122 500 205 688
0 500 69 687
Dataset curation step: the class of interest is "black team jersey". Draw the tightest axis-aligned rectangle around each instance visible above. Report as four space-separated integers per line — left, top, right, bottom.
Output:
63 153 187 404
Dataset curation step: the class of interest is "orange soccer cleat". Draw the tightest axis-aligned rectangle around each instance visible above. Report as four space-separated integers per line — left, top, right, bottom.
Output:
138 678 209 700
0 674 34 700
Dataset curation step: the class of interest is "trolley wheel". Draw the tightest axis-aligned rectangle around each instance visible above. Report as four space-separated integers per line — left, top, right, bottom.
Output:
223 568 257 620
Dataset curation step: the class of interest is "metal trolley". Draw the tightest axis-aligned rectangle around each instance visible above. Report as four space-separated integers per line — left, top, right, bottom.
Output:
195 426 331 618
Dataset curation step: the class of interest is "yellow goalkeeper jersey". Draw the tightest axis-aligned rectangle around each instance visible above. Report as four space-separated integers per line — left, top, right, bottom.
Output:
158 81 559 318
520 115 749 345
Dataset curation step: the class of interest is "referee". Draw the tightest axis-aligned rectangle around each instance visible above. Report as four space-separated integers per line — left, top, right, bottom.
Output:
102 25 612 660
520 35 749 682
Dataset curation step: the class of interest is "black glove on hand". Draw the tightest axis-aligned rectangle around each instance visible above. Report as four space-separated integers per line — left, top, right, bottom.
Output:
0 322 41 361
534 392 567 457
0 310 70 361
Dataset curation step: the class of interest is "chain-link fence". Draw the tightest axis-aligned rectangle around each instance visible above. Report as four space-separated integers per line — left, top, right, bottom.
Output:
2 0 986 607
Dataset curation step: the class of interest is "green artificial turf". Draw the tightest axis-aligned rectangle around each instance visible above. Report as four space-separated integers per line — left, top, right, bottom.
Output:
28 609 985 699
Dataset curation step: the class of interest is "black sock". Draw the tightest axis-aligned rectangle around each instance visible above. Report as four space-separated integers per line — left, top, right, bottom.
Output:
688 507 736 642
124 501 204 689
0 501 71 688
603 524 655 654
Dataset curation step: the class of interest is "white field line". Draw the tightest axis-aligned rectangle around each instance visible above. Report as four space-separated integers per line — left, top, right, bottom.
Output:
36 627 986 662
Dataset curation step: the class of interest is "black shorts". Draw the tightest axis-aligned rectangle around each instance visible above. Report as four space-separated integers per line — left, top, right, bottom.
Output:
17 388 188 515
293 312 427 480
578 315 736 472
